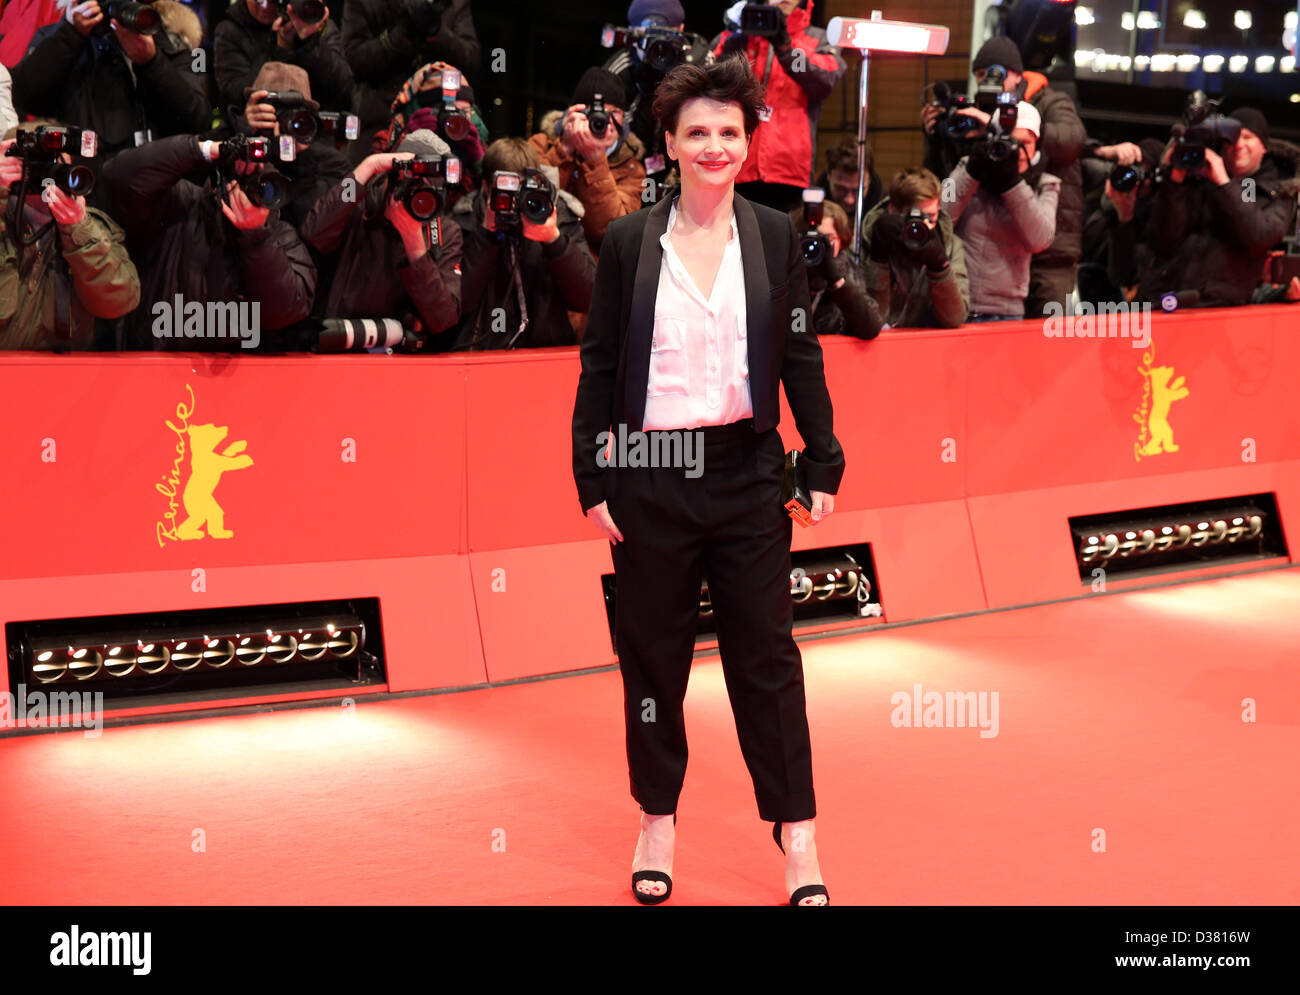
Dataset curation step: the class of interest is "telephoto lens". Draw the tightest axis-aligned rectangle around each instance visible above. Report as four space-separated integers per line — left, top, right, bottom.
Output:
105 1 162 35
316 318 409 352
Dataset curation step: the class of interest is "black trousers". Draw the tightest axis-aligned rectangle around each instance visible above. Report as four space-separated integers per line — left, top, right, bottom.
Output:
606 418 816 823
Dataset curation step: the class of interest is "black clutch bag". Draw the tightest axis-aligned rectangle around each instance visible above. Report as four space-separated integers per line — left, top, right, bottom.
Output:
781 449 814 527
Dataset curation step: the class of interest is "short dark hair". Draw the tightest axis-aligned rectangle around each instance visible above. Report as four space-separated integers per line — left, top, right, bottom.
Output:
825 137 870 176
651 55 766 140
888 167 941 210
480 137 540 186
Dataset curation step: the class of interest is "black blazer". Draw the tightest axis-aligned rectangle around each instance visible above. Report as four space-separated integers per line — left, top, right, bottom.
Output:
572 192 846 514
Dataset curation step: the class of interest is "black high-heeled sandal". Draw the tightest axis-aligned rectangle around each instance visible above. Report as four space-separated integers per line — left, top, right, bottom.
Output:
773 821 830 906
631 811 676 905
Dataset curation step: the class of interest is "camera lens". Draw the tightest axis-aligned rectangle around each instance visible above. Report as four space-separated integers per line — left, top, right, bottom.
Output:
587 110 609 138
800 233 825 267
440 109 470 142
523 190 551 223
248 170 291 211
288 109 317 142
405 186 440 221
986 137 1014 163
61 164 96 197
646 37 679 73
1110 164 1139 193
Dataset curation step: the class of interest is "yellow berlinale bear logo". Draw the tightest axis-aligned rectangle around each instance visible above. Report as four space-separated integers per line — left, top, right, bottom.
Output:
156 384 254 546
1133 343 1189 461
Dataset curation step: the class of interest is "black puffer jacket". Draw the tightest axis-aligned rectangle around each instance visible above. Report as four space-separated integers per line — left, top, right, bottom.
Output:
103 133 317 347
1135 139 1300 307
213 1 354 115
12 2 209 181
343 0 481 138
1023 73 1085 265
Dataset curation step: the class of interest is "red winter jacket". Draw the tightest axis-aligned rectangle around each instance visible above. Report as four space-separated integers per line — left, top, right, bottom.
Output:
710 1 846 189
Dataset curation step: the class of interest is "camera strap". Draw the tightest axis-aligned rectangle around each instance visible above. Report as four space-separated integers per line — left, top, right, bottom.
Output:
504 241 529 347
52 266 72 343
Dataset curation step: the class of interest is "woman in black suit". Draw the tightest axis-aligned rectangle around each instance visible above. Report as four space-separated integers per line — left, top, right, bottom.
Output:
571 56 845 906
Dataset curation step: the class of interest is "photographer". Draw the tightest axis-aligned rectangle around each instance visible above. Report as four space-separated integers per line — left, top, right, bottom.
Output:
343 0 480 160
1135 107 1299 309
602 0 713 186
528 68 646 256
1078 137 1163 305
814 136 881 219
238 62 352 229
11 1 208 191
0 65 18 137
923 37 1083 316
710 0 846 212
860 167 969 329
214 0 353 120
449 136 595 350
298 128 462 344
945 100 1059 321
103 130 317 348
1 124 140 348
789 195 882 339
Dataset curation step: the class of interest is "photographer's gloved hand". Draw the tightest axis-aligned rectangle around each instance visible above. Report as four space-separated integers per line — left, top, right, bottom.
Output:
969 143 1021 194
720 31 749 59
404 0 446 42
807 249 844 293
522 203 561 244
905 225 949 274
771 9 792 53
868 212 904 264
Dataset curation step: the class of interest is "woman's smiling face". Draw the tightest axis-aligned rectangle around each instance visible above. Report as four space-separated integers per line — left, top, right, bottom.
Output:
665 98 749 189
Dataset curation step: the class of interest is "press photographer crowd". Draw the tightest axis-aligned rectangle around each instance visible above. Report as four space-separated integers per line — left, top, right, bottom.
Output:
1 0 1298 351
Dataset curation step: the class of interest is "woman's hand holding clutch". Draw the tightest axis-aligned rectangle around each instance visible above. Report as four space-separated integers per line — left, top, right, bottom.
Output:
810 491 834 523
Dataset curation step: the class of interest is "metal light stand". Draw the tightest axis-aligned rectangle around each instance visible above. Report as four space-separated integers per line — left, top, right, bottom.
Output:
825 15 952 264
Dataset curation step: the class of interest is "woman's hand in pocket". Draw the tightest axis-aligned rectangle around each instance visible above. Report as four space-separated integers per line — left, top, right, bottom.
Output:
586 501 624 543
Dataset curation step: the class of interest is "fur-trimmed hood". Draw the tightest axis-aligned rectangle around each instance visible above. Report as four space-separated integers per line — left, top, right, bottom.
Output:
155 1 204 51
1263 138 1300 198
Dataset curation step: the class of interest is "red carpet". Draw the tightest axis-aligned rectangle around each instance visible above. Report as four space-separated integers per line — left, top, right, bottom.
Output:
3 567 1297 905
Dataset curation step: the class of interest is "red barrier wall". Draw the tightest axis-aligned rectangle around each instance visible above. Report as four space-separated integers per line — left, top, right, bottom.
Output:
2 306 1296 717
